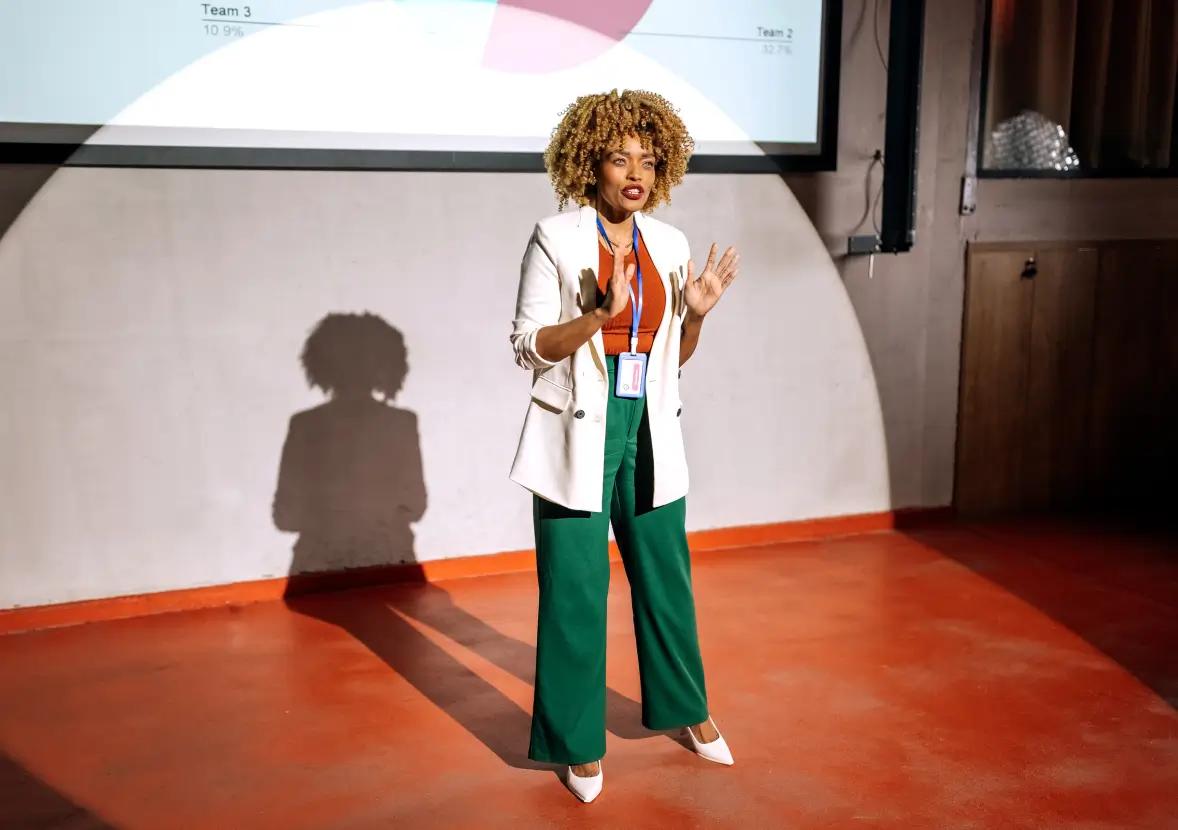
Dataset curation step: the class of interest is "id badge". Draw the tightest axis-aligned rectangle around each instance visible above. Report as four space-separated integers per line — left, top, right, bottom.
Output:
615 352 648 398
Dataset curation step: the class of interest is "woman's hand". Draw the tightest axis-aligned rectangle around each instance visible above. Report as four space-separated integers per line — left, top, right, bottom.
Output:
600 246 636 319
684 243 739 319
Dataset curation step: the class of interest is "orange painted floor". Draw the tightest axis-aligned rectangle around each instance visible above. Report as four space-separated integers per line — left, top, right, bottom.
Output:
1 518 1177 829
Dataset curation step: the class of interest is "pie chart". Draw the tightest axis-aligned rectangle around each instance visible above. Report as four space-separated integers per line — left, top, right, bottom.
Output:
483 0 656 72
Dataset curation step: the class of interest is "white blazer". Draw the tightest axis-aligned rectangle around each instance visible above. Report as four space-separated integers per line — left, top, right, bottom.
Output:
510 205 691 512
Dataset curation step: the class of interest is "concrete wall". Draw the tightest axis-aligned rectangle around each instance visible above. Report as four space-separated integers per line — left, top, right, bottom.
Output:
3 0 1176 610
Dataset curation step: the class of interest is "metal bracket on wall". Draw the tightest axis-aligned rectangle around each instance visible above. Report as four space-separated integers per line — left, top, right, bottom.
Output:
960 175 978 214
847 235 882 255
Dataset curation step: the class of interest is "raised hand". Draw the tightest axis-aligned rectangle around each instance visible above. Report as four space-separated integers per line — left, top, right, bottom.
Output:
601 245 636 319
684 243 739 319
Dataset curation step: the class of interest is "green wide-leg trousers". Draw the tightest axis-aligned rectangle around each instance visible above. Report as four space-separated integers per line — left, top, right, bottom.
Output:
528 357 709 765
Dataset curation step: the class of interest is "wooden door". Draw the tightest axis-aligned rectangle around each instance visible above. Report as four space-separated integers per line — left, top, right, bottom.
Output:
956 247 1035 514
957 240 1176 517
1022 246 1099 510
1087 242 1178 509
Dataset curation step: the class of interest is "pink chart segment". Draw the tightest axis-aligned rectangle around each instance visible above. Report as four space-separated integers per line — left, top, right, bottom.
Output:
483 0 655 72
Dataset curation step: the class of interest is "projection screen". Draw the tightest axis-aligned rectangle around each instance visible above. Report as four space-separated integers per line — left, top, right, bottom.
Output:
1 0 841 171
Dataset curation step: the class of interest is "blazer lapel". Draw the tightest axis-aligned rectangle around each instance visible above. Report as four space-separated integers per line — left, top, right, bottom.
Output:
574 205 608 378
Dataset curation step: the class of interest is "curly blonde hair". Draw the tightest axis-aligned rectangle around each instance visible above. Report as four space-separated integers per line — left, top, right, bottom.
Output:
543 89 694 211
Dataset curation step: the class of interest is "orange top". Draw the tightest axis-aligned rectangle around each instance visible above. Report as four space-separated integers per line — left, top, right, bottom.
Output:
597 235 666 354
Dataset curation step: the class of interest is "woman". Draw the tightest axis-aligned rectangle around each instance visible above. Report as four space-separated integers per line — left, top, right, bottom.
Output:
509 89 739 803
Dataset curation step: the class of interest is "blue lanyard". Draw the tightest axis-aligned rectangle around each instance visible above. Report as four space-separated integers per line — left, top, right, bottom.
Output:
595 214 643 353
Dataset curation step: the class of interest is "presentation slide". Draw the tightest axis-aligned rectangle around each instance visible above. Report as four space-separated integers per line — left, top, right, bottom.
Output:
1 1 830 158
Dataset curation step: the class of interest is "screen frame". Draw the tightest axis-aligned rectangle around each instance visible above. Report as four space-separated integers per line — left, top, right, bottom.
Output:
0 0 842 174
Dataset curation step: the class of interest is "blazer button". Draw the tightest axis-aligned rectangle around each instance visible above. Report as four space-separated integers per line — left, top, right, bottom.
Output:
676 407 682 417
574 410 586 419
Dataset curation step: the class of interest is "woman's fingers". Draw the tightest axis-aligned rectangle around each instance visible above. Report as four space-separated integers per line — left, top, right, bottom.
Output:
713 248 740 294
611 262 634 292
715 247 738 275
703 243 718 274
699 245 739 278
603 262 636 316
688 245 739 296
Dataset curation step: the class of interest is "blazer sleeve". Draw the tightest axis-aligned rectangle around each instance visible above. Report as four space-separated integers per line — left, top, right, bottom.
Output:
510 222 562 371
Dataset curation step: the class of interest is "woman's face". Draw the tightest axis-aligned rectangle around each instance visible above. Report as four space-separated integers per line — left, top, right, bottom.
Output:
595 134 656 215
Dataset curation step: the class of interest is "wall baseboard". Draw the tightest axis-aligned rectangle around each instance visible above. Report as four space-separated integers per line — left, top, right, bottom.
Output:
0 506 952 635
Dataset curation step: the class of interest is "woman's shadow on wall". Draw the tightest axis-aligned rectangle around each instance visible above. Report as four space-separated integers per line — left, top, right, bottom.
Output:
273 312 425 575
271 312 647 771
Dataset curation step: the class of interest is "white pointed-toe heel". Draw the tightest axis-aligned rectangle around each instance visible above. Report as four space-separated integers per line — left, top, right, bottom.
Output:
565 761 603 803
683 718 735 766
